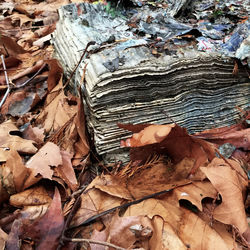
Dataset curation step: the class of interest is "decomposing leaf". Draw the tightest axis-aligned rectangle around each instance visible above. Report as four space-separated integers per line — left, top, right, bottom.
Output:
194 127 250 150
2 77 48 116
201 158 248 234
21 188 64 250
7 188 63 250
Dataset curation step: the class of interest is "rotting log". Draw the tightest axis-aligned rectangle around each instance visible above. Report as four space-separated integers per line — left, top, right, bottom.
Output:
52 2 250 162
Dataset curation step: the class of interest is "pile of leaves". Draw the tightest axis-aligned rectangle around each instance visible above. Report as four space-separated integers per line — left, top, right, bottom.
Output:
0 0 250 249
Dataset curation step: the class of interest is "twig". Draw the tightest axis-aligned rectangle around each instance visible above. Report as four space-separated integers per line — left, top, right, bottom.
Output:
68 182 190 230
14 63 46 89
0 55 10 108
63 41 96 90
63 237 125 250
57 186 89 250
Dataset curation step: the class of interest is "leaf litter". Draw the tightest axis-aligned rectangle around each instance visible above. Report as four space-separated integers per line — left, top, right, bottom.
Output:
0 0 249 249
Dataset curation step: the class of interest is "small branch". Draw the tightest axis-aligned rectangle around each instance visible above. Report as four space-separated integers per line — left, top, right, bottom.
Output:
68 182 190 231
63 41 96 90
63 236 125 250
0 55 10 108
14 63 46 88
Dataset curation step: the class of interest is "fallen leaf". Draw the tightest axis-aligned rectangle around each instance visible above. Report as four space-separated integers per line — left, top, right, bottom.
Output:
0 57 21 72
119 123 216 174
25 142 62 182
71 188 123 228
179 208 235 249
0 120 37 159
36 79 77 133
194 126 250 150
45 59 63 91
9 185 52 208
92 213 153 249
89 175 133 200
22 125 45 145
201 158 248 234
5 149 29 192
56 151 78 191
150 216 186 250
0 35 27 55
0 228 7 250
20 188 64 249
173 181 218 211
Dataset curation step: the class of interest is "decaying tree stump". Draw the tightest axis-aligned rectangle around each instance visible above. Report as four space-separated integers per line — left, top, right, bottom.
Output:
52 2 250 161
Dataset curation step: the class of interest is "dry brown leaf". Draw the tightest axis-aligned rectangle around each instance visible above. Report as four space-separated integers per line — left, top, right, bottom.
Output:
22 125 45 145
5 149 29 193
21 188 64 250
9 12 33 27
125 160 191 199
7 188 63 249
201 158 248 234
173 181 218 211
119 123 216 174
194 120 250 150
0 35 27 55
56 151 78 191
9 185 52 208
125 197 236 249
45 59 63 91
0 56 21 72
25 142 62 183
120 124 176 147
179 208 234 249
71 188 123 228
89 175 133 200
125 198 182 230
0 120 37 160
150 216 186 250
0 227 7 250
91 213 153 249
36 79 77 133
74 89 90 158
